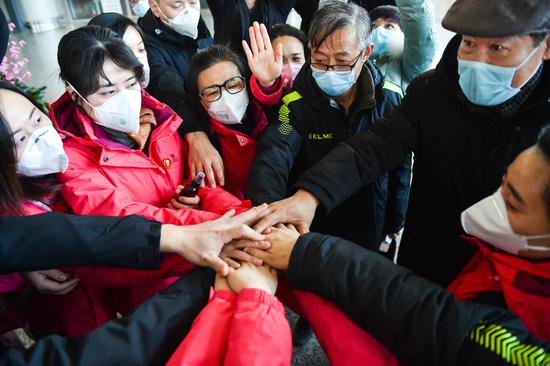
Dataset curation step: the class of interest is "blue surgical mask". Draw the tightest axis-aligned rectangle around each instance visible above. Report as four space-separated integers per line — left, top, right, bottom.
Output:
371 27 404 61
457 46 541 106
311 67 357 97
132 0 149 17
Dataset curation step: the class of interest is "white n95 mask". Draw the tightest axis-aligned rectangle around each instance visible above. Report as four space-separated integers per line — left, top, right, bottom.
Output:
461 187 550 255
206 89 249 125
68 81 142 134
16 125 69 177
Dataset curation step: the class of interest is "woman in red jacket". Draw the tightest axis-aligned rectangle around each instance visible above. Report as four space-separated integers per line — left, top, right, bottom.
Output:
188 44 279 199
449 130 550 342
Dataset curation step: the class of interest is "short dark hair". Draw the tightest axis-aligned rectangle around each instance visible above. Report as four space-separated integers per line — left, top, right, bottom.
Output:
58 25 144 98
88 12 145 40
530 32 549 46
369 5 401 29
537 125 550 222
268 23 310 59
189 44 247 96
308 1 371 51
0 81 60 215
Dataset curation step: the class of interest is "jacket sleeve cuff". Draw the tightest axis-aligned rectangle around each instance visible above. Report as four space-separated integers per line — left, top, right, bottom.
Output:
250 75 284 106
287 233 324 291
136 219 163 269
236 288 285 313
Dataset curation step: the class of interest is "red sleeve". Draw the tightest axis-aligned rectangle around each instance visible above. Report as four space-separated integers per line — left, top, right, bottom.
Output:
249 75 284 107
166 290 235 366
278 283 398 366
223 289 292 366
198 186 252 215
65 254 195 287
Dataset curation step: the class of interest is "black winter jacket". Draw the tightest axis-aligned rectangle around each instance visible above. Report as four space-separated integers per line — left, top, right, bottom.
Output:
246 61 411 250
288 233 550 366
0 213 161 273
295 35 550 286
138 10 213 134
206 0 297 55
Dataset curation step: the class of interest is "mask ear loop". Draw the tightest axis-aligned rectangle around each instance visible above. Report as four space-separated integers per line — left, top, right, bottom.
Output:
65 80 94 110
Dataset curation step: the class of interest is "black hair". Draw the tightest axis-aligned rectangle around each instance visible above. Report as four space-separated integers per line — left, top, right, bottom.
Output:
58 25 144 99
537 125 550 222
369 5 401 29
88 12 146 40
530 32 549 46
0 81 60 215
268 23 310 59
189 44 248 97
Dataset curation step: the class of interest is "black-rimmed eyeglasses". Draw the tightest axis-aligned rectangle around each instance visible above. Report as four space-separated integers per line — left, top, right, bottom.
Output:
198 76 246 102
310 50 364 73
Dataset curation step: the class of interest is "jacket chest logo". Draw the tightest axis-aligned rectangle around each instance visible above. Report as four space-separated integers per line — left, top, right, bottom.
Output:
308 133 333 140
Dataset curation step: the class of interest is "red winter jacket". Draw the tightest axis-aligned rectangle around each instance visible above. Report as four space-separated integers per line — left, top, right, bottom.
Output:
208 98 269 199
166 288 292 366
448 236 550 342
51 90 250 226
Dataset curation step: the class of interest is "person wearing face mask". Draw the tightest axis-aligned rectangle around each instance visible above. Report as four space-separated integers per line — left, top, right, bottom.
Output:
137 0 212 107
88 13 151 88
252 0 550 288
40 26 259 337
188 44 276 199
138 1 226 192
246 2 411 256
369 0 436 93
248 23 308 110
449 128 550 342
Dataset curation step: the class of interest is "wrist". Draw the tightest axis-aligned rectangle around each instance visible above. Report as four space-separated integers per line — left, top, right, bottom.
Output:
258 78 277 88
185 131 206 143
159 224 187 254
296 189 320 208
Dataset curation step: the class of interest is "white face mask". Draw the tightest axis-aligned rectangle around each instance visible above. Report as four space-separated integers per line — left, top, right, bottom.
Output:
16 126 69 177
461 187 550 255
159 4 201 39
68 81 142 134
135 52 151 88
132 0 149 17
206 89 249 125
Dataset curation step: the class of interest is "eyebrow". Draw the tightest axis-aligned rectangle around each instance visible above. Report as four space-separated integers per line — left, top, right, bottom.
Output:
291 53 303 57
507 181 525 205
98 76 136 88
28 107 37 121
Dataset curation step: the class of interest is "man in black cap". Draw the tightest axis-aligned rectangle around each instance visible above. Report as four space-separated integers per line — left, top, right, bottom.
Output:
252 0 550 287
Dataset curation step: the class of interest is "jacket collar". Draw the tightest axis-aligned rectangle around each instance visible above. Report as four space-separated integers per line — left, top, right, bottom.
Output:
208 98 268 143
462 235 550 280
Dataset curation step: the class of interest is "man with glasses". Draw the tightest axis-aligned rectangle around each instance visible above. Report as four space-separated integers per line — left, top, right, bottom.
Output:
246 1 411 255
